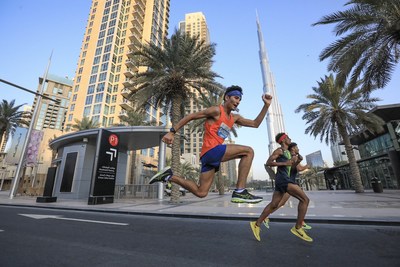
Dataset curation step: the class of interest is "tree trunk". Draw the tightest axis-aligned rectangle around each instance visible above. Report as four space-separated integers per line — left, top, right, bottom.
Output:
338 124 364 193
170 97 183 203
217 171 224 195
0 129 5 149
130 150 137 184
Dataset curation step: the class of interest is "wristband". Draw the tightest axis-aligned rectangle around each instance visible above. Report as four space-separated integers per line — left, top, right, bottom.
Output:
169 127 176 134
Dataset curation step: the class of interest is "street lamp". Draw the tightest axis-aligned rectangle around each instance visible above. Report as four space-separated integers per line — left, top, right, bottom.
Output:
8 54 53 199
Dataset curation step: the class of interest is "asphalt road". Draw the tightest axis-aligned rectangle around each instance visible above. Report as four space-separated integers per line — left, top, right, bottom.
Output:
0 206 399 267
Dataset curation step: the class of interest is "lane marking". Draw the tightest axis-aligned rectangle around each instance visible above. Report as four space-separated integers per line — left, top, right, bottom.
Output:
19 214 129 226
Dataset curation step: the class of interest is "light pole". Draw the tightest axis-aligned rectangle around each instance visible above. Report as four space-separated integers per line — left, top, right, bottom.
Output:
9 54 52 199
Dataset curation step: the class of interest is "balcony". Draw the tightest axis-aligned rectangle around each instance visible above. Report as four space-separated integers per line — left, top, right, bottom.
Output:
120 99 134 110
125 59 135 69
133 1 145 16
128 41 140 51
130 25 142 36
123 79 134 88
133 8 144 20
124 68 136 78
131 18 142 29
121 88 131 99
119 110 128 118
129 33 141 43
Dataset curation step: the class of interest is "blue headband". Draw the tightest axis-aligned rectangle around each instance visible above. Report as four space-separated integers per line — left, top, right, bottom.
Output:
226 90 243 98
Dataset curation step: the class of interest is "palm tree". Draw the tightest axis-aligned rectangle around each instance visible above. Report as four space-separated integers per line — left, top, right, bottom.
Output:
312 0 400 90
0 99 29 147
180 161 199 184
118 108 158 185
128 29 223 203
71 116 100 131
295 74 384 193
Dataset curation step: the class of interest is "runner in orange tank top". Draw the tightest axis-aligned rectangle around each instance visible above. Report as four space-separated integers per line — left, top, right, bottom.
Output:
150 85 272 203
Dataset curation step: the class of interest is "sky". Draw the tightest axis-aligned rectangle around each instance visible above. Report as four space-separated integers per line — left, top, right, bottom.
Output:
1 0 399 180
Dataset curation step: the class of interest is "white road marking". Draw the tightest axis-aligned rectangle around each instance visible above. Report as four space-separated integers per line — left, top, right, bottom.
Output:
19 214 129 226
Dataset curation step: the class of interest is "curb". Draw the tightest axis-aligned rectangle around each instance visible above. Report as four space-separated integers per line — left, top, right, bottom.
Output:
2 203 399 226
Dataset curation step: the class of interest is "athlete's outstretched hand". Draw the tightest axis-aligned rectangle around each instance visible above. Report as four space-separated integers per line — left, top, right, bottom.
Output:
162 132 174 145
262 94 272 105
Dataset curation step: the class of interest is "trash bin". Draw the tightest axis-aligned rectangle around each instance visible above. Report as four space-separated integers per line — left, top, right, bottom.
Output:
371 177 383 193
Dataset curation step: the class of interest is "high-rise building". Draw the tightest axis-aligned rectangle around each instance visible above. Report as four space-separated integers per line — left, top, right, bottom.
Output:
256 13 286 155
65 0 170 131
4 74 73 195
181 12 210 43
179 12 210 163
33 74 73 131
331 142 361 164
63 0 170 185
306 150 324 168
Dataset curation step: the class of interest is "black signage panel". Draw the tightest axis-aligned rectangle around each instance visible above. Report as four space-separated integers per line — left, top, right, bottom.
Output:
92 129 119 197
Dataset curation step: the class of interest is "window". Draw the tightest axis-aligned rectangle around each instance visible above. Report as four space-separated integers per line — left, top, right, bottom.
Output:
102 53 110 62
104 44 112 53
99 72 107 82
95 93 104 103
89 75 97 84
85 95 93 105
95 37 103 47
107 27 115 36
93 104 101 114
106 35 113 44
91 65 99 74
70 104 75 111
95 47 102 56
92 115 100 124
97 82 105 92
93 56 100 65
87 85 95 94
83 106 91 116
101 62 108 72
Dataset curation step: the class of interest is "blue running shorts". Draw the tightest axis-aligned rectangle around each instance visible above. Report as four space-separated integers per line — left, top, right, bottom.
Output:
200 145 227 173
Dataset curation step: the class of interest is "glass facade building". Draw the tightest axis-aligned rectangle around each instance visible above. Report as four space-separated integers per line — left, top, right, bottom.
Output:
324 104 400 190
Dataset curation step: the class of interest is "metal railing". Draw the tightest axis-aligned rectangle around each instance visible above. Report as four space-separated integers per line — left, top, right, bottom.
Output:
114 184 159 199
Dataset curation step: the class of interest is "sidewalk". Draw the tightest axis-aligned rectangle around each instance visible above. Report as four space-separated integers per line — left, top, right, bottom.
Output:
1 189 399 226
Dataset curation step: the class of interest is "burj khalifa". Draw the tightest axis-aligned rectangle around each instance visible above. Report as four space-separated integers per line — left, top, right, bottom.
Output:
256 13 286 155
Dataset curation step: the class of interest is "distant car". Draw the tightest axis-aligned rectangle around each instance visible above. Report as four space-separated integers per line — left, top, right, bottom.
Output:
165 183 187 196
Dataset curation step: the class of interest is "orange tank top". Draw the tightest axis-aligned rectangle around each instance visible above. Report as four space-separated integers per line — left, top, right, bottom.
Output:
200 105 235 157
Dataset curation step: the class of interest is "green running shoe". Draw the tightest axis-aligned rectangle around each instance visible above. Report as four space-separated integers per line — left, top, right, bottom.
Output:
149 167 173 184
231 189 263 203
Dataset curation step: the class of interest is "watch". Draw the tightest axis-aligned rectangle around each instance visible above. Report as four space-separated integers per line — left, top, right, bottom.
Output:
169 127 176 134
